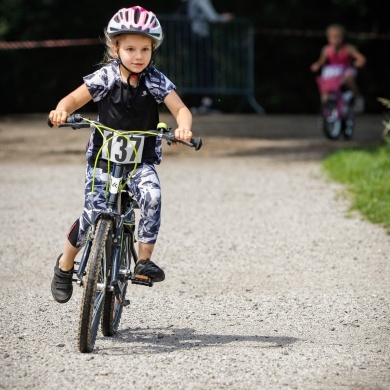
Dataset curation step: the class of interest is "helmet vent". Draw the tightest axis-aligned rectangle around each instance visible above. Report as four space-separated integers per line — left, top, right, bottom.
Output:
134 8 140 24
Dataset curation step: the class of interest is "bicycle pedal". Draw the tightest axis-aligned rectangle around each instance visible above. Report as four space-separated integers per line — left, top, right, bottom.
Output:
135 274 148 281
131 274 154 287
121 299 130 307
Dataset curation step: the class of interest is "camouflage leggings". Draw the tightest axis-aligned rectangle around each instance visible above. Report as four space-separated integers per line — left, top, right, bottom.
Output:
72 161 161 248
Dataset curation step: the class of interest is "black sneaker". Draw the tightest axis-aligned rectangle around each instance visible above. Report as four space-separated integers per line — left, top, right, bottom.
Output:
134 259 165 282
51 254 73 303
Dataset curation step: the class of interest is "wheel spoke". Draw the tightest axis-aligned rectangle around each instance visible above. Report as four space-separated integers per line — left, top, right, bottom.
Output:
101 229 133 336
90 291 105 341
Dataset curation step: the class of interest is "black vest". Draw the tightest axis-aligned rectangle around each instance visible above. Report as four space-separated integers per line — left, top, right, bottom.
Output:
91 73 159 164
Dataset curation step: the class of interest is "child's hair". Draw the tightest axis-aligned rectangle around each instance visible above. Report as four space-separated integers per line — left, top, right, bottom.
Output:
100 29 119 65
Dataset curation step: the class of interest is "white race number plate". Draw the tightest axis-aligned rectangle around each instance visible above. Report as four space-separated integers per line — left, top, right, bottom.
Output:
102 131 145 164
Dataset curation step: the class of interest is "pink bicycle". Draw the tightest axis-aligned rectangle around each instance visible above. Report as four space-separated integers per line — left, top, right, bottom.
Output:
316 64 355 140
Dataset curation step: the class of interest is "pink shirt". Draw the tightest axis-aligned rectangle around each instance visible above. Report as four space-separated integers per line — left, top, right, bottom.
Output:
326 44 352 67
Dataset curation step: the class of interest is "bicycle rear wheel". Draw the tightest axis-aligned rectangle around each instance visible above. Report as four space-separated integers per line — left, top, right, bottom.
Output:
78 217 113 353
101 229 133 336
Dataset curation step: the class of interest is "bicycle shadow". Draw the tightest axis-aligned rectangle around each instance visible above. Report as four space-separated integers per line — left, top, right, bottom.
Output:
97 326 300 354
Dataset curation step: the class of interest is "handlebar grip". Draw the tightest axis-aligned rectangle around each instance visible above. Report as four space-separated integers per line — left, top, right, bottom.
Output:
190 137 202 151
47 117 53 128
66 114 83 123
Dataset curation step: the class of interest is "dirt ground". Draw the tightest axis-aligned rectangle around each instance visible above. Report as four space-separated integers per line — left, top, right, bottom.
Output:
0 113 389 390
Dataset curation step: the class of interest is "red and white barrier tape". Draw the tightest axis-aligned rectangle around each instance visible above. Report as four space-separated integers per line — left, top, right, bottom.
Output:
0 38 101 50
0 29 389 50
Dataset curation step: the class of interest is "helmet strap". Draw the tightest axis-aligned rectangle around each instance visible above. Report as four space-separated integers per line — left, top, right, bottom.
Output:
117 56 142 112
116 55 153 111
118 57 141 81
117 54 153 80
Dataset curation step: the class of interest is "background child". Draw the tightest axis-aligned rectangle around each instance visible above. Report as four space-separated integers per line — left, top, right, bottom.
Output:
49 6 193 303
311 24 366 112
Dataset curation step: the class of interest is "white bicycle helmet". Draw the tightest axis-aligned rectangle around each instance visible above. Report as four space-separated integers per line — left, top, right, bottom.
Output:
107 6 163 49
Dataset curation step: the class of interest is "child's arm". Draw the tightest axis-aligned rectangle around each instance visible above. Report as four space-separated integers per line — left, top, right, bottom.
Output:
49 84 93 126
310 46 328 72
164 91 193 143
347 44 366 68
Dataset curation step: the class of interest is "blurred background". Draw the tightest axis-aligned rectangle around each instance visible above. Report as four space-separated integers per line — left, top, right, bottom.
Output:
0 0 388 115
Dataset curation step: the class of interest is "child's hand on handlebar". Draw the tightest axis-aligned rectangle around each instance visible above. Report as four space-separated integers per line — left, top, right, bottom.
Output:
49 110 70 127
174 128 193 144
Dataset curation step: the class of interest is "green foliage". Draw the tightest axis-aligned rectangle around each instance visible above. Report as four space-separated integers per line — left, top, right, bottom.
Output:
323 144 390 231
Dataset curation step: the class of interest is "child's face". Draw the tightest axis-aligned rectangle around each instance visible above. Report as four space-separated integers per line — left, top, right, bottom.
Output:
326 28 344 47
116 34 153 74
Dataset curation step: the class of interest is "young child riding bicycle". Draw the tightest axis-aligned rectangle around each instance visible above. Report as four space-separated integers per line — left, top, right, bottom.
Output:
310 24 366 113
49 6 193 303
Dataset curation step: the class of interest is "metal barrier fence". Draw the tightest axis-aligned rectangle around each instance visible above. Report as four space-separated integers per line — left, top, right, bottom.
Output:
154 16 264 114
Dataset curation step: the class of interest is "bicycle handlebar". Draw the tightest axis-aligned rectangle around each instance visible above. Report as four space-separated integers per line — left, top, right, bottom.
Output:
47 114 202 151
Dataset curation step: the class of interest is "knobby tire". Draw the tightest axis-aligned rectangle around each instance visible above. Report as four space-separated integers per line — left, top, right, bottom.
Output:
78 218 113 353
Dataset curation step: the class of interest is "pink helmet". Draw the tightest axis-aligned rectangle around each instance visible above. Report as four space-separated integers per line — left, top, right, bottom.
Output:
107 6 163 49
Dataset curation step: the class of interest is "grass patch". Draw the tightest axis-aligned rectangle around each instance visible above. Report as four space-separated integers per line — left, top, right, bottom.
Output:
322 143 390 231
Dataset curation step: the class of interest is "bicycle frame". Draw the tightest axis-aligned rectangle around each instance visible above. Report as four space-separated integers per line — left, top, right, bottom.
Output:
316 65 355 140
74 169 144 290
75 157 155 295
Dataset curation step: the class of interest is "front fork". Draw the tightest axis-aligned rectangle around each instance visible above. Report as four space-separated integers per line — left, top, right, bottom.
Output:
74 216 124 289
110 223 124 288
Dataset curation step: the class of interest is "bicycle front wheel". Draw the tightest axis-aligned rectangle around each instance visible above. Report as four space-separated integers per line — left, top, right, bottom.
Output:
322 101 342 140
78 217 113 353
101 229 133 336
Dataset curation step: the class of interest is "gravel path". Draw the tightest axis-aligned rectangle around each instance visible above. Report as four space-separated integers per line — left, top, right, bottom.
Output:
0 114 389 389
